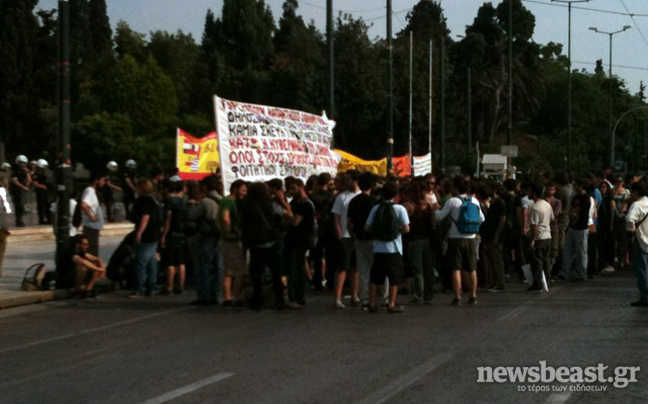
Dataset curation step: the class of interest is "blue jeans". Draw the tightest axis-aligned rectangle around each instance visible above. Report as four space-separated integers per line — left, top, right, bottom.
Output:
560 228 588 281
196 235 223 303
632 239 648 302
134 242 158 294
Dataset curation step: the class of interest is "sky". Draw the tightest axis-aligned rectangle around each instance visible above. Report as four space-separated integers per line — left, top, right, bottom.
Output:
37 0 648 94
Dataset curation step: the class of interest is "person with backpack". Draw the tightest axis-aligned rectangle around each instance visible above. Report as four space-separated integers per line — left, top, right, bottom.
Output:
160 177 188 295
129 178 162 298
364 182 410 313
347 172 377 307
285 179 316 309
241 182 293 311
187 176 223 306
433 177 485 306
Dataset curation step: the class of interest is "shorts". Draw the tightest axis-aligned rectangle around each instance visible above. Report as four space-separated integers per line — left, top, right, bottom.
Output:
74 264 95 290
161 237 187 267
222 240 247 277
370 253 404 286
447 238 478 272
338 238 356 271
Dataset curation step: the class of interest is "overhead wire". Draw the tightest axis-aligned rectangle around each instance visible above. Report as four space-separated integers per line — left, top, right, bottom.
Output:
619 0 648 50
522 0 648 17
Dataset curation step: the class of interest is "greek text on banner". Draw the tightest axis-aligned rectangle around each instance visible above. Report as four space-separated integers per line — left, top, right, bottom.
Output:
214 96 339 191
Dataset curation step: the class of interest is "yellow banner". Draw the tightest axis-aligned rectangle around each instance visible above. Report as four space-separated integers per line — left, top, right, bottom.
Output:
334 149 387 175
176 128 220 180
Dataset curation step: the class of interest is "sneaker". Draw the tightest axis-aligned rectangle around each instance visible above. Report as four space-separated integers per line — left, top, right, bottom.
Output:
451 297 461 306
487 286 505 293
601 266 615 274
129 292 144 299
387 305 405 313
467 296 477 305
286 301 303 309
350 297 361 307
630 300 648 307
334 299 346 309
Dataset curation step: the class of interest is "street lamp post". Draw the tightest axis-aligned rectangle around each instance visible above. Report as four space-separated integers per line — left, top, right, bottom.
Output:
589 25 632 168
552 0 589 170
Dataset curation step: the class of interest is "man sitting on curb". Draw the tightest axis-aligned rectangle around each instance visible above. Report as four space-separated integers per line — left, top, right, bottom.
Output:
63 234 106 297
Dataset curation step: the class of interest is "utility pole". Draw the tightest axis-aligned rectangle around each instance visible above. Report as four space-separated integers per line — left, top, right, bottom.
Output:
589 25 632 168
387 0 394 173
56 0 72 286
327 0 334 148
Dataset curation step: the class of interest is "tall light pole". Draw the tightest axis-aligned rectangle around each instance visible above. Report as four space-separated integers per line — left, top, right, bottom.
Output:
387 0 394 173
589 25 632 168
56 0 72 287
552 0 589 170
327 0 334 148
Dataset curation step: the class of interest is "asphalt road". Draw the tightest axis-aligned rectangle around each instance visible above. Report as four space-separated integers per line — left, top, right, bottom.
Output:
0 270 646 404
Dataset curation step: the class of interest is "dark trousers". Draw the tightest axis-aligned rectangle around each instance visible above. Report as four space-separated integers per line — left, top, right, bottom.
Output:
598 227 614 269
483 241 505 289
249 244 284 309
587 231 598 276
36 190 49 224
531 239 551 289
11 190 24 226
287 245 307 305
503 230 524 279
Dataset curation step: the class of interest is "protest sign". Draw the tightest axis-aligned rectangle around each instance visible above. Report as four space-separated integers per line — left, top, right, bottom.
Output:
214 96 339 191
413 153 432 176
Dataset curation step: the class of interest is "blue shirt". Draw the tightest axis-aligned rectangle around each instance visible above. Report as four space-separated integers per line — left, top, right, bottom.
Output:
365 203 409 255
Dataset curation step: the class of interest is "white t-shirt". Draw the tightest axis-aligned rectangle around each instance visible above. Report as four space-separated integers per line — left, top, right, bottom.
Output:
366 203 410 255
529 198 553 241
627 196 648 253
51 199 78 236
434 194 485 239
425 192 438 206
521 195 535 235
81 186 104 230
332 190 360 239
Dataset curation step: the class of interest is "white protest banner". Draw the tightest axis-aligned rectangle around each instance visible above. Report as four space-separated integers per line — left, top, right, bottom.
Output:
214 96 340 191
413 153 432 176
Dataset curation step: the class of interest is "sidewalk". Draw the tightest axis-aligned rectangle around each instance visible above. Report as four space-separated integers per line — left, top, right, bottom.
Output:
0 227 132 309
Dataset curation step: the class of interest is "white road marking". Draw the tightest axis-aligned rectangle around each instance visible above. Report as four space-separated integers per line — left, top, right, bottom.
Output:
546 392 572 404
356 353 453 404
138 373 235 404
0 307 190 354
498 287 561 323
0 304 46 319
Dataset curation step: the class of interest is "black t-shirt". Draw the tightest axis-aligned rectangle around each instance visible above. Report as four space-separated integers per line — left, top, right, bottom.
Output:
408 204 434 241
570 194 591 230
502 193 522 232
123 171 136 199
286 198 315 248
34 170 48 193
11 167 28 193
347 193 376 240
163 196 187 239
132 195 161 243
310 190 335 237
481 197 506 243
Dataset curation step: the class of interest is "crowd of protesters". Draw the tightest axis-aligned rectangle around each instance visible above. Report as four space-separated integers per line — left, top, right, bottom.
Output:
54 165 648 311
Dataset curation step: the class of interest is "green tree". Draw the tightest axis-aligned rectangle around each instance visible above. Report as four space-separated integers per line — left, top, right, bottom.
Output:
0 0 40 158
270 0 325 113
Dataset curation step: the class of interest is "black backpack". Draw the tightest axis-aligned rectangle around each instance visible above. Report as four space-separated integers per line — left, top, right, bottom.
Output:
371 202 401 241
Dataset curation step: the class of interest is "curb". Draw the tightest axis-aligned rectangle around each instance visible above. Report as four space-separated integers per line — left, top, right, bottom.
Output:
0 290 71 310
8 223 134 243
